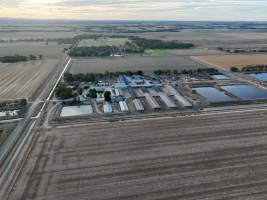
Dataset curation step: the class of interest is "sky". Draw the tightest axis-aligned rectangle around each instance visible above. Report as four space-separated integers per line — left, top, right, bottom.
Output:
0 0 267 21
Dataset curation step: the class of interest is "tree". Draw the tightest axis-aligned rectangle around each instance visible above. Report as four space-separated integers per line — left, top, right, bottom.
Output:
173 70 179 75
29 55 37 60
136 70 144 76
56 84 74 99
64 73 74 82
104 91 112 102
230 67 239 72
88 89 97 99
77 87 83 95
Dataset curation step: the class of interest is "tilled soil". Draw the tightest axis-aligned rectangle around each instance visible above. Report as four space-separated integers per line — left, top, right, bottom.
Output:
8 110 267 200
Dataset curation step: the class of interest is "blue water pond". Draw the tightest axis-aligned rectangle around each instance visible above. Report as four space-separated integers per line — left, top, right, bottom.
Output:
211 74 230 80
250 72 267 82
222 85 267 101
193 87 234 103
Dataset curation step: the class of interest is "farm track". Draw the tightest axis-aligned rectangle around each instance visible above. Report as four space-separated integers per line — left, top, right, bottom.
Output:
7 110 267 200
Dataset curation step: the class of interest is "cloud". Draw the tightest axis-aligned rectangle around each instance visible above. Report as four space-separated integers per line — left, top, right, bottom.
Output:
0 0 267 20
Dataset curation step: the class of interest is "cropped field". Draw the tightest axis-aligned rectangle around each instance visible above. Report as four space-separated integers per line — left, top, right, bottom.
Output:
0 42 68 58
78 37 129 47
8 110 267 200
69 56 207 74
0 59 58 100
139 30 267 48
194 54 267 71
0 31 78 40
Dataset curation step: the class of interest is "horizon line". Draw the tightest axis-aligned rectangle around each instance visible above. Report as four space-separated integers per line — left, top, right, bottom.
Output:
1 17 267 23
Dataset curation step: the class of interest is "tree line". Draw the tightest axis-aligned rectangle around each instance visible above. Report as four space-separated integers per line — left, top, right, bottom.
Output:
217 47 267 54
0 54 43 63
68 37 194 57
231 65 267 72
154 68 218 76
131 37 194 50
69 46 121 57
64 71 144 83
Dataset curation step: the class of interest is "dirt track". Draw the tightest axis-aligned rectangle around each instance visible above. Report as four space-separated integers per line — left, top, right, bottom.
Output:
8 110 267 200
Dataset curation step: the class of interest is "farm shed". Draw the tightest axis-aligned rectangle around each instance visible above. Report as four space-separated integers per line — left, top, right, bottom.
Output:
119 101 129 112
103 102 113 113
158 92 177 108
165 85 192 107
144 93 161 110
133 99 145 112
115 88 122 96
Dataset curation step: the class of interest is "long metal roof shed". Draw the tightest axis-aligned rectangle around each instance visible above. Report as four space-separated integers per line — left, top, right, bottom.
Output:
119 101 129 112
127 87 137 98
158 92 177 108
165 85 192 107
133 99 145 112
144 93 161 109
103 102 113 113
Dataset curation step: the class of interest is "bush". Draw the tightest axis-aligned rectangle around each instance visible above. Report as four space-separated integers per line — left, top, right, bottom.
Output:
56 84 74 99
88 89 97 99
104 91 112 102
230 67 239 72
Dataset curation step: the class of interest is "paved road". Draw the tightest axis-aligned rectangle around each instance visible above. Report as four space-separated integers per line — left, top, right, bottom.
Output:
7 109 267 200
0 57 72 199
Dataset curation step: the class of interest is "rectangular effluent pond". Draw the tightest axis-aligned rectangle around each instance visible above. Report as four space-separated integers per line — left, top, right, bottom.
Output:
221 85 267 101
60 105 93 117
193 87 234 103
211 74 230 80
249 72 267 82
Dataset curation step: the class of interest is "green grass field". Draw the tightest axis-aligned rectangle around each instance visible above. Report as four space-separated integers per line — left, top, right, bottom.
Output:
143 49 174 57
129 49 174 57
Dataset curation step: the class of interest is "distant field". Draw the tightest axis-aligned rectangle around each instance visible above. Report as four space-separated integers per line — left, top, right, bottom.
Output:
78 37 129 47
193 54 267 71
138 30 267 48
0 59 58 100
69 56 207 74
168 48 226 56
133 48 226 57
0 41 68 58
0 31 78 40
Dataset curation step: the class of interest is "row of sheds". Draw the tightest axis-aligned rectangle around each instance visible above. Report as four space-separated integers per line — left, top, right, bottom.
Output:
104 101 130 113
118 100 145 113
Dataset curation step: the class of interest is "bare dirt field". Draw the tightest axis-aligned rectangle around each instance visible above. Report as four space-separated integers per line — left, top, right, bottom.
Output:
69 56 207 74
138 30 267 48
0 59 59 100
0 122 17 146
7 110 267 200
0 31 78 40
168 48 226 56
193 54 267 71
0 42 68 58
